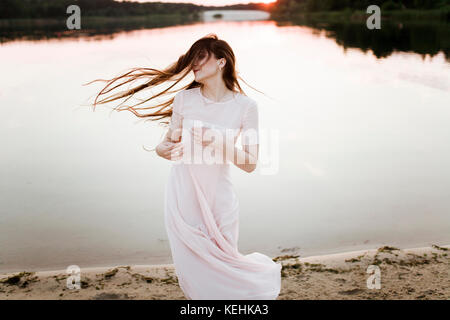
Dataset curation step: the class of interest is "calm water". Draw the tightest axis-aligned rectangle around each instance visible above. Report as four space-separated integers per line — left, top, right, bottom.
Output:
1 11 449 273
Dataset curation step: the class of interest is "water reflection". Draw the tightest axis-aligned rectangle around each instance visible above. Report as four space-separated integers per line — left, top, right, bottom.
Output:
2 13 448 64
279 19 450 62
0 15 200 43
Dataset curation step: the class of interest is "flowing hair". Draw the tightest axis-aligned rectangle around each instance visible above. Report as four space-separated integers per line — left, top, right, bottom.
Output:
83 33 261 128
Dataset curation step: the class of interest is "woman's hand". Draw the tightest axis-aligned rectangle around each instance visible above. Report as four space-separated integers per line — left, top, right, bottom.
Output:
190 126 257 172
191 127 226 152
156 140 184 161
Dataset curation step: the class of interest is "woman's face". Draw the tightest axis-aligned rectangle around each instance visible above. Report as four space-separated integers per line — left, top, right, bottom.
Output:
192 50 222 82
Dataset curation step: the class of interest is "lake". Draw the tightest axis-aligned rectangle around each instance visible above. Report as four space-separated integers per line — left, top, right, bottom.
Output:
0 10 449 273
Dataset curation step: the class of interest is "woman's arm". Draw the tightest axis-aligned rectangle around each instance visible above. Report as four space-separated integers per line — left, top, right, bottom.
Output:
232 100 259 173
192 127 258 173
157 90 184 160
223 143 258 173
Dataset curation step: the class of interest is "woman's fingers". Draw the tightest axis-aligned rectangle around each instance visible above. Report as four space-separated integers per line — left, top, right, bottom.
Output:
168 142 179 149
161 142 174 151
169 143 184 160
171 142 184 151
191 127 221 147
165 142 181 151
192 130 209 146
171 147 183 157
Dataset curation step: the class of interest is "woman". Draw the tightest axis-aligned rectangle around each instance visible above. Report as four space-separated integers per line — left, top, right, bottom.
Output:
89 34 281 300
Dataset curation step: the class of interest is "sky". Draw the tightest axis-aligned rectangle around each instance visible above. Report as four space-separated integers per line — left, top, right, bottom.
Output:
124 0 276 6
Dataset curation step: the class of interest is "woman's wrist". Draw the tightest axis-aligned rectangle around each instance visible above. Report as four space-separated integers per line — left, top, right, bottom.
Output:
222 143 236 164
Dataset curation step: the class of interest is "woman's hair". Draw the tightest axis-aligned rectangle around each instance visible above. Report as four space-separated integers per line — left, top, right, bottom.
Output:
84 33 257 126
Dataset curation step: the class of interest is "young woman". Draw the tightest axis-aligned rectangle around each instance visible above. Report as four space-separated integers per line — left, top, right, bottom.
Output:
89 34 281 300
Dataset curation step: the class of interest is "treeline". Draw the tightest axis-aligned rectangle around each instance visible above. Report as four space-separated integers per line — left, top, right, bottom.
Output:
271 0 450 13
4 0 448 20
0 0 270 19
0 0 200 18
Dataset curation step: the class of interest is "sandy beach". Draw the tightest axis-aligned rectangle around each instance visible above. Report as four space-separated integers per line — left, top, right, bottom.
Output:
1 244 448 300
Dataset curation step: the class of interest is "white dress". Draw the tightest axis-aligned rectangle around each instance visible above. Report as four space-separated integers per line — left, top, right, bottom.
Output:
164 86 281 300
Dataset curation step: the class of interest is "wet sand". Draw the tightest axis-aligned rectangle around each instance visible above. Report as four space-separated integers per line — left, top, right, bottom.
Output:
0 244 448 300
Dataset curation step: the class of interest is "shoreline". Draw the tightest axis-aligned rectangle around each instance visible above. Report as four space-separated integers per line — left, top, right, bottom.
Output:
1 244 448 300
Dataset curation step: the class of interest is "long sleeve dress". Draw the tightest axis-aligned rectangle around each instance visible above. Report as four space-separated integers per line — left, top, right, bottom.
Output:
163 86 282 300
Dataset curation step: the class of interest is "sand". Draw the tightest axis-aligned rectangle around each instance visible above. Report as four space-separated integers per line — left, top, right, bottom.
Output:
0 244 448 300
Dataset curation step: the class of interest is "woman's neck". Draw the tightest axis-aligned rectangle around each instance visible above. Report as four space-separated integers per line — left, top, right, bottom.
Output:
200 84 233 103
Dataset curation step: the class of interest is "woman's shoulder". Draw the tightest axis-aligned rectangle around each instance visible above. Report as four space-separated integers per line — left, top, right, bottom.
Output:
235 92 257 112
180 87 198 97
173 87 199 104
173 87 194 103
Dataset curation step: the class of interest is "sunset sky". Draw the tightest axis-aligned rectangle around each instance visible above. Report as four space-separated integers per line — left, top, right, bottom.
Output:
123 0 276 6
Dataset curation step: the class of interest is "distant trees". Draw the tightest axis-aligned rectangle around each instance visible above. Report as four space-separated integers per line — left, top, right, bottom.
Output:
0 0 203 19
271 0 450 13
2 0 448 19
